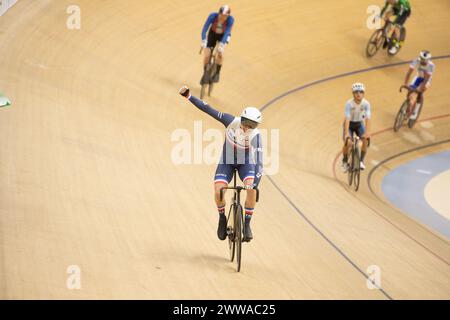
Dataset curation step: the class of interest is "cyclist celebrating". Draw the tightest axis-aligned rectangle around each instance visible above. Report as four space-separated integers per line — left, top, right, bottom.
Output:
402 50 435 120
179 85 263 242
200 5 234 84
379 0 411 54
342 83 371 172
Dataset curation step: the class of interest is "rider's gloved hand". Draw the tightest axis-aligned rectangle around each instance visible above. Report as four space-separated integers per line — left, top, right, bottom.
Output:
179 85 190 98
201 40 207 49
218 42 225 54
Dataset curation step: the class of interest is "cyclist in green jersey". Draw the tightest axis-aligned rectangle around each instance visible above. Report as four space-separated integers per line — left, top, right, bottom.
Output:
380 0 411 54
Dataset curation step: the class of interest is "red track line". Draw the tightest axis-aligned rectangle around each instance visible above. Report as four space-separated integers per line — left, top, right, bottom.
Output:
332 113 450 266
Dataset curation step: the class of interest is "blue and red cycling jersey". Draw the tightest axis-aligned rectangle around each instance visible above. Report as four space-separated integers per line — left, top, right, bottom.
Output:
188 95 263 187
201 13 234 44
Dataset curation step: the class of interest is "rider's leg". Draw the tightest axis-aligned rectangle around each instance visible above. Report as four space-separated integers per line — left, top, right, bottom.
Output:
343 138 353 163
243 179 256 241
390 11 408 52
212 50 224 83
239 164 258 241
361 139 368 162
203 47 212 67
407 77 422 114
216 52 223 73
393 25 400 42
407 91 417 113
214 182 227 212
214 164 234 240
411 85 428 119
201 47 212 84
389 25 401 53
384 12 394 37
244 179 257 218
359 125 367 167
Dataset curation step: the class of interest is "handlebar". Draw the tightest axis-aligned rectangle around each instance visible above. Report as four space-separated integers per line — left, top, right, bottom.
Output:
399 85 418 94
220 186 260 203
345 136 371 146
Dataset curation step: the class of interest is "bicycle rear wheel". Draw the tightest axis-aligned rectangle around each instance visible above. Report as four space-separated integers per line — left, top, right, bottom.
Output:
408 98 423 128
348 148 354 186
227 203 236 262
353 146 361 192
235 204 243 272
366 29 384 57
394 100 408 132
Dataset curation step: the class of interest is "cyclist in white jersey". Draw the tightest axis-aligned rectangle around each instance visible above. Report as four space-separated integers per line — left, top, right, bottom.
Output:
342 83 372 172
403 50 435 120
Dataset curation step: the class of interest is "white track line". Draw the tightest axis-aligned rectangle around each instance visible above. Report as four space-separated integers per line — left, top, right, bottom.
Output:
420 121 434 129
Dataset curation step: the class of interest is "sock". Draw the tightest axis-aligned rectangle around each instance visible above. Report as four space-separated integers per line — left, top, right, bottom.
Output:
245 208 254 222
216 64 222 73
218 205 225 215
361 151 366 162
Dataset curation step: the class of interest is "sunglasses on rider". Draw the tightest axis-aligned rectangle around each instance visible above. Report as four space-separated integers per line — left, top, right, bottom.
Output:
353 90 364 94
241 117 259 129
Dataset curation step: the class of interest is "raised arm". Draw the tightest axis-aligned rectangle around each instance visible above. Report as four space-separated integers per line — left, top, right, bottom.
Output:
179 85 234 127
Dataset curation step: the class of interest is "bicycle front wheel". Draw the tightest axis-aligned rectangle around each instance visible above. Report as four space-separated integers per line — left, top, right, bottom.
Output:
366 29 383 57
394 100 408 132
227 204 236 262
235 204 243 272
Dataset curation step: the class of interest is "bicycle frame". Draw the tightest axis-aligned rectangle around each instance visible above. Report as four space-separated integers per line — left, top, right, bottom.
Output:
401 85 422 115
219 170 260 208
394 85 424 131
200 44 219 77
346 132 369 191
199 44 219 98
219 169 259 272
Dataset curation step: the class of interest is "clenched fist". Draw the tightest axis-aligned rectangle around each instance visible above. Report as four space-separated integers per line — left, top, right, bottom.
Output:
179 85 190 98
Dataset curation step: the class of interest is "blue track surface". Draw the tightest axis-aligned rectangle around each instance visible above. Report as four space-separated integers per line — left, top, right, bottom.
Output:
382 150 450 239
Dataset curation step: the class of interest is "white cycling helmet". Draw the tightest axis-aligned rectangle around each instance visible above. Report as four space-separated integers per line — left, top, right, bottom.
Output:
419 50 431 62
219 5 231 15
352 82 365 92
241 107 262 129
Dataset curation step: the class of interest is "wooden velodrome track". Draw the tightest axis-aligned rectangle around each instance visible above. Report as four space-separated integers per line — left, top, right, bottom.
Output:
0 0 449 299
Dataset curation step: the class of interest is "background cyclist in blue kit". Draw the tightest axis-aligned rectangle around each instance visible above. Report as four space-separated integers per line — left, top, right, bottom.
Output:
200 5 234 84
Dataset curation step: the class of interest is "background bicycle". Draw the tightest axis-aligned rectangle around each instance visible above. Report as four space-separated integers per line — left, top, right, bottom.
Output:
366 19 406 57
199 44 219 99
394 85 424 131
